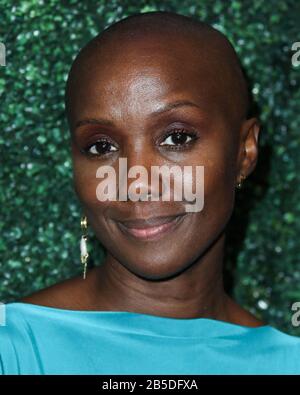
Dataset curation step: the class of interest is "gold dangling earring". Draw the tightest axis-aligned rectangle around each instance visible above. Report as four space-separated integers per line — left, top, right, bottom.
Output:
80 215 89 280
236 173 245 190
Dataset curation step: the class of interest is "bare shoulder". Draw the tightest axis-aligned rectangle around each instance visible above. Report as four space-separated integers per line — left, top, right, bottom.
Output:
225 294 266 328
18 267 99 310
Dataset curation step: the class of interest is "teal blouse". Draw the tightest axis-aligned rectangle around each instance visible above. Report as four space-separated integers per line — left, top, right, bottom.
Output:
0 302 300 374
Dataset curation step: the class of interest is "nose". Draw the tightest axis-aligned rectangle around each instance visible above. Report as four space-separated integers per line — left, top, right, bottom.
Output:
134 187 162 202
119 141 163 201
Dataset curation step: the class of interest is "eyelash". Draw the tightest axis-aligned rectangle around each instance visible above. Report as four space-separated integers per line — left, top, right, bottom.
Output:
82 128 199 157
159 129 198 150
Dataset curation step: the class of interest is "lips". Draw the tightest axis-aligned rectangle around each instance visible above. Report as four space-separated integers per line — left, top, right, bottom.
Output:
115 214 187 241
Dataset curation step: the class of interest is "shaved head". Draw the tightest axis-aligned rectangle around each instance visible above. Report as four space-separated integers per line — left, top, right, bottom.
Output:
67 11 261 287
65 11 250 131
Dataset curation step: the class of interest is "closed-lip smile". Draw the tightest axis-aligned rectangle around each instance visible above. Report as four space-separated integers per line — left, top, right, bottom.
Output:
115 214 187 241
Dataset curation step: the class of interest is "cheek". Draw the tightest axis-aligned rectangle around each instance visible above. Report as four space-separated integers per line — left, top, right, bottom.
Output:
72 157 122 235
72 158 105 209
186 140 237 228
201 131 237 189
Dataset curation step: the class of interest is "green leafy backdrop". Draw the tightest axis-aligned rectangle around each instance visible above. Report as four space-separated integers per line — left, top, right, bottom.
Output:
0 0 299 335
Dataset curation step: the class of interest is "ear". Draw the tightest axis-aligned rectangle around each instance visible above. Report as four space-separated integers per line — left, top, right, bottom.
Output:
236 117 261 182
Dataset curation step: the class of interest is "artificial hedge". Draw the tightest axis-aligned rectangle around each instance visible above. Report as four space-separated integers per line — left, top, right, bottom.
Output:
0 0 299 334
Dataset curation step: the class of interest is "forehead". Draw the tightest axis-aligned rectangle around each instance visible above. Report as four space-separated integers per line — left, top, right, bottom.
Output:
68 35 234 127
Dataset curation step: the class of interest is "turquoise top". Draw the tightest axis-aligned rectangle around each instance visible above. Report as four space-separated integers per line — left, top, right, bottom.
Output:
0 302 300 374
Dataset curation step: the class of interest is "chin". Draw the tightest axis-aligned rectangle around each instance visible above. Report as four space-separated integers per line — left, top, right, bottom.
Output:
116 253 191 281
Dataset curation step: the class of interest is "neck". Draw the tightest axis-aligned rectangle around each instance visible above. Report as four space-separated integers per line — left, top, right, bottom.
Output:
90 231 231 321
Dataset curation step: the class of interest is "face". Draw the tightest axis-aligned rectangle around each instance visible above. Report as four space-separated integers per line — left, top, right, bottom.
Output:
69 35 248 280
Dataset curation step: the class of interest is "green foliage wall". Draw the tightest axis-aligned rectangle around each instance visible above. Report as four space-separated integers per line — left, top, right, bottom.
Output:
0 0 299 334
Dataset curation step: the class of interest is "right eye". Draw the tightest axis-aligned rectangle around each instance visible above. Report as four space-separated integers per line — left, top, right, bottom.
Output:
84 139 118 156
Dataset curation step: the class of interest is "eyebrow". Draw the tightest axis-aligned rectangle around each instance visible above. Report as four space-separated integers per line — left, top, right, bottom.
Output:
74 100 201 130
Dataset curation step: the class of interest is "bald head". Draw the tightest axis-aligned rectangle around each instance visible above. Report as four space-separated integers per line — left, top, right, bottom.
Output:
65 11 250 131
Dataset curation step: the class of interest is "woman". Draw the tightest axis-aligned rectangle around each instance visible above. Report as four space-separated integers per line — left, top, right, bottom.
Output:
1 11 299 375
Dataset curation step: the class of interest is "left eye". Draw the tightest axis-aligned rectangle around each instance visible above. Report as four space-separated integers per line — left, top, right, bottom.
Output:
85 139 118 156
159 130 196 147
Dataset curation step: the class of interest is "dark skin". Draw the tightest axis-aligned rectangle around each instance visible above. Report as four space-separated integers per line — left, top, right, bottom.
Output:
21 16 264 327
